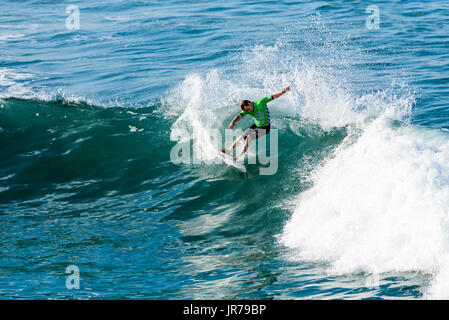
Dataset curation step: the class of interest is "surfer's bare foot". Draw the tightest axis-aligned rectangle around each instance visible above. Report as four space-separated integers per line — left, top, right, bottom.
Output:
231 156 237 162
220 147 228 154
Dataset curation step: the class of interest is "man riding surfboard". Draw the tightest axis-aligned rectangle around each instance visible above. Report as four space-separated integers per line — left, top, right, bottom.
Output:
221 86 291 161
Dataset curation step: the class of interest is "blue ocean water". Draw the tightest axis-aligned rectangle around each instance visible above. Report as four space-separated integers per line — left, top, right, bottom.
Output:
1 0 449 299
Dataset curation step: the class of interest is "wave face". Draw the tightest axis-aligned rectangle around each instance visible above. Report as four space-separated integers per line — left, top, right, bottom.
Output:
0 97 169 202
2 0 449 299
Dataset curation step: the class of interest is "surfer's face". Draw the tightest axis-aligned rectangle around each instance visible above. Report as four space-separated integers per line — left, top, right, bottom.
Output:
240 100 253 112
243 104 252 112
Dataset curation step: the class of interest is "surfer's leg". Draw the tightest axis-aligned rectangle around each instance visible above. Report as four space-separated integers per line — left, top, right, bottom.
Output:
222 124 257 154
229 135 244 150
233 125 269 161
255 125 270 139
233 135 254 161
221 135 243 154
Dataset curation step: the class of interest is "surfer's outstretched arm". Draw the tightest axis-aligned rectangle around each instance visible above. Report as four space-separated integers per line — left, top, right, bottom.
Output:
228 113 243 129
271 86 290 100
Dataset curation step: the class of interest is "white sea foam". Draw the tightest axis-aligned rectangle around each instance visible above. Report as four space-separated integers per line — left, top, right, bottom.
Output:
0 67 120 108
0 34 24 41
164 70 254 163
0 68 34 98
281 117 449 299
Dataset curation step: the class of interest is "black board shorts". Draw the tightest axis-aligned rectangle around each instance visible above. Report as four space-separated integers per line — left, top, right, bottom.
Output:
242 123 271 140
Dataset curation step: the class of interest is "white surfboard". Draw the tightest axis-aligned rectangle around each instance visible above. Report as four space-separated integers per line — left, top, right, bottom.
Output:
218 151 246 173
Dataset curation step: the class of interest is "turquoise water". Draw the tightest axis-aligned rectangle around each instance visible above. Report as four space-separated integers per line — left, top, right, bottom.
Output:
1 0 449 299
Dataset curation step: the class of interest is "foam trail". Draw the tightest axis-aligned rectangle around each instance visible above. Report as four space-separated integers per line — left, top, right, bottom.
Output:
164 71 245 163
281 117 449 298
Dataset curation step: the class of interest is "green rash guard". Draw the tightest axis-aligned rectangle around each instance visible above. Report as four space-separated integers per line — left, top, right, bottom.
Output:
239 96 273 127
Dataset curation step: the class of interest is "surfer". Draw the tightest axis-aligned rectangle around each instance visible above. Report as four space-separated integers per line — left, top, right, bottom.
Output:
221 86 290 161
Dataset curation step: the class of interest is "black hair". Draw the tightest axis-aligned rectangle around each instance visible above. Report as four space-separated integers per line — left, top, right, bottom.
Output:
240 100 251 110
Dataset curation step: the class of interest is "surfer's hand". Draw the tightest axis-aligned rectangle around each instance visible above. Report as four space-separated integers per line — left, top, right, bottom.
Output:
228 123 235 129
272 86 291 99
